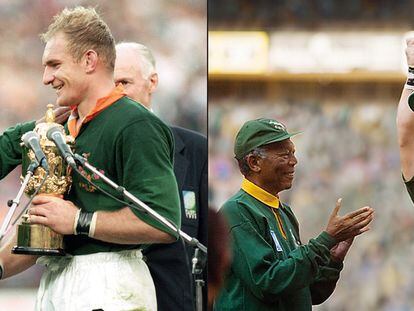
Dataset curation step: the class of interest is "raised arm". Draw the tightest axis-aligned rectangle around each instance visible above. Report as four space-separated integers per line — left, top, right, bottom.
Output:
222 200 373 302
397 38 414 180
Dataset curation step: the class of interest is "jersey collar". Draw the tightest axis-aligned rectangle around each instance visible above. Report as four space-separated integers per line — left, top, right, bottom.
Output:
241 178 280 209
68 84 126 138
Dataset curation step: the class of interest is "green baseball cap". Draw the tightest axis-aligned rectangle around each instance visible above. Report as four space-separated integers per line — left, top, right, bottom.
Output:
234 118 300 159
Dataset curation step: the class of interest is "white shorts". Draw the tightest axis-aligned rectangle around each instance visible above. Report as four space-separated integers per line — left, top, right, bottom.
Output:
35 249 157 311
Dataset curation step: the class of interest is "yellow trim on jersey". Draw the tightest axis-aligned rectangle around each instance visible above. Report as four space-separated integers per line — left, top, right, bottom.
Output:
272 210 287 239
241 178 280 208
241 178 287 239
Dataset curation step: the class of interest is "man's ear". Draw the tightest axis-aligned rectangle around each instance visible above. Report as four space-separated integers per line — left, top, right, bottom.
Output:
84 50 98 73
246 155 261 173
148 73 158 94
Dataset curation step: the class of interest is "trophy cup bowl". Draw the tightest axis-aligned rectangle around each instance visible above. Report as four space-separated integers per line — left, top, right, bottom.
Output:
12 104 74 256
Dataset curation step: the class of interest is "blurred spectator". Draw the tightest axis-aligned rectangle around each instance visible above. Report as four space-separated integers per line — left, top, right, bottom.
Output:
208 208 231 310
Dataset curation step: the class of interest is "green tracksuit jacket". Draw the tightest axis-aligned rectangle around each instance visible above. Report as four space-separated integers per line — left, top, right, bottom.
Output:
215 179 343 311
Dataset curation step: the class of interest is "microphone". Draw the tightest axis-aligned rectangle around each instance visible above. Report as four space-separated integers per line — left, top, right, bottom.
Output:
46 126 77 169
22 131 49 171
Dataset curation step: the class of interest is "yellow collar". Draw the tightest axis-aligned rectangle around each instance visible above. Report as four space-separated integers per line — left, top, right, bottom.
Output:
241 178 280 209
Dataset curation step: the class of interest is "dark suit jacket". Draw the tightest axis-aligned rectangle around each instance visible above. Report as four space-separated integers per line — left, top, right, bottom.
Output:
143 126 207 311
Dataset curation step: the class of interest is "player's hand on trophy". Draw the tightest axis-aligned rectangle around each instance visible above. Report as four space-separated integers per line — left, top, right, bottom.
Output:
28 195 79 235
406 38 414 67
325 198 374 242
36 107 71 125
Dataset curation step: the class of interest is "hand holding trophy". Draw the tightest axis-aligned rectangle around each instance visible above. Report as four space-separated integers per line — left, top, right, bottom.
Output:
12 104 74 256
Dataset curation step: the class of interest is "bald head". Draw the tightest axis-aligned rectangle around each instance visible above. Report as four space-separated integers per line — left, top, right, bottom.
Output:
114 42 158 109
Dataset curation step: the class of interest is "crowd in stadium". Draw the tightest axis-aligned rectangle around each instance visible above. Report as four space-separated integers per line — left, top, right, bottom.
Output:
209 0 414 28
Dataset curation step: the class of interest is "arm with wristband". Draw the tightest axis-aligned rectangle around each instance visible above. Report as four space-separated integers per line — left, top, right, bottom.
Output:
28 117 181 245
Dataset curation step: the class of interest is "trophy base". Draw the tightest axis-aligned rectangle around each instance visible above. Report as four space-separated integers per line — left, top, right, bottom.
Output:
14 223 65 256
12 246 65 256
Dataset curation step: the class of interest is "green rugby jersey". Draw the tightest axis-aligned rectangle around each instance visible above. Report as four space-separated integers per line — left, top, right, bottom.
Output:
64 96 181 255
0 97 181 256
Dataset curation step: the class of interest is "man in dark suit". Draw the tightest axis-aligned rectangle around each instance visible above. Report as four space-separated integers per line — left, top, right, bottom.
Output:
114 42 207 311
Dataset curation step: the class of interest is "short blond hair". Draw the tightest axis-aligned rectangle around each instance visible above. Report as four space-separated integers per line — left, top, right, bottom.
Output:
40 6 115 71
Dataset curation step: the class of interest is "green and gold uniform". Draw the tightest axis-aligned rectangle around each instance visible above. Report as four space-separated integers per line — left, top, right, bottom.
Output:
215 179 342 311
0 94 181 254
64 95 181 254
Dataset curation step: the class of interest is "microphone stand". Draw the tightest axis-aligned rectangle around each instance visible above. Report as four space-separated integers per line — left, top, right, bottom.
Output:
73 154 207 310
192 248 207 311
0 161 39 241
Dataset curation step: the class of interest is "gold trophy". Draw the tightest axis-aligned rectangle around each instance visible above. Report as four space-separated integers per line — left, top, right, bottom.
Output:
12 104 74 256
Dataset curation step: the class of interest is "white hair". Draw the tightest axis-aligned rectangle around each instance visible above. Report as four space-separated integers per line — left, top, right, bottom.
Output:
116 42 156 79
